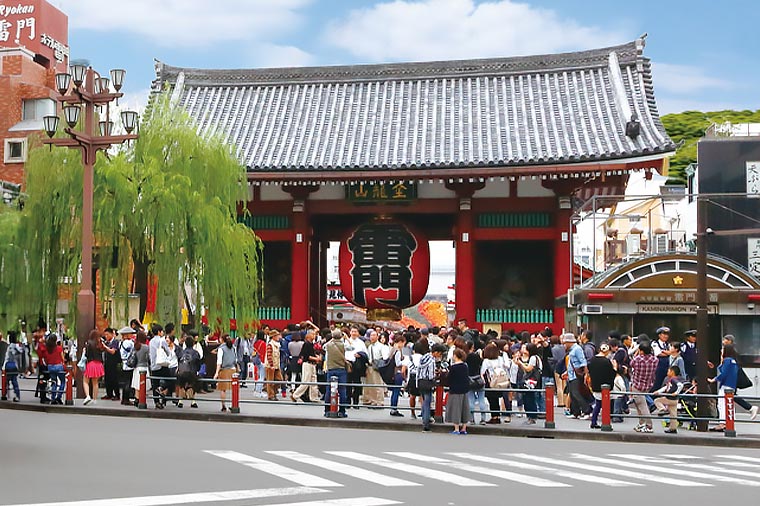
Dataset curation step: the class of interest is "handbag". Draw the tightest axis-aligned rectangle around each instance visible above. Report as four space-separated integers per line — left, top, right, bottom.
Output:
468 375 485 391
77 351 87 373
737 366 753 390
155 346 170 368
417 378 435 391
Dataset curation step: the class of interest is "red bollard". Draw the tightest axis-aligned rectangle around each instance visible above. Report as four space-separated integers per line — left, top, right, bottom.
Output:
601 384 613 432
434 384 444 423
725 388 736 438
1 369 7 401
138 371 147 409
231 373 240 413
544 382 556 429
65 365 74 405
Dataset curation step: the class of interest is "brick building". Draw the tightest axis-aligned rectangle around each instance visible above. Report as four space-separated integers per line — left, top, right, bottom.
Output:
0 0 68 188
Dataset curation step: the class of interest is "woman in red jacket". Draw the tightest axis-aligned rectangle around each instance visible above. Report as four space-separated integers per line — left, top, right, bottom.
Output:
44 334 66 404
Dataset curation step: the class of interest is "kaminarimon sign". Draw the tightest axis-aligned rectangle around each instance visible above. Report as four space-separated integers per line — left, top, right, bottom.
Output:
338 219 429 319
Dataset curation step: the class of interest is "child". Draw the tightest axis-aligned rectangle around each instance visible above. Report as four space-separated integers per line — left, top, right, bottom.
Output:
653 365 685 434
445 348 471 434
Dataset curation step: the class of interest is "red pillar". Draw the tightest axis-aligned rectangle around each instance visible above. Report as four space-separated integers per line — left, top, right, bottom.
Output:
553 205 572 331
285 186 318 323
455 207 475 326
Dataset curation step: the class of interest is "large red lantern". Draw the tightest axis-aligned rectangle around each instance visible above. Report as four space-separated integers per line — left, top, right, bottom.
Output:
339 218 430 321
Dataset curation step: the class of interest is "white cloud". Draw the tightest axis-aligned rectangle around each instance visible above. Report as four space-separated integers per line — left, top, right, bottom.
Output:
249 44 314 68
56 0 312 47
325 0 624 62
652 63 734 95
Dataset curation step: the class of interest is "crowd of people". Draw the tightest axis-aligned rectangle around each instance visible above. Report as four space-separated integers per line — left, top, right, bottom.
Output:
1 318 757 435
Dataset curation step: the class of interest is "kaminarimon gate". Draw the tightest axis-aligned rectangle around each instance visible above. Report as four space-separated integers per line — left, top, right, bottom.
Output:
154 37 676 333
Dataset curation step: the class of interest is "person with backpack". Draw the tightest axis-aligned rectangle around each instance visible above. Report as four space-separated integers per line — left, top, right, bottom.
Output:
482 342 510 424
118 327 137 405
587 343 616 429
2 331 24 401
176 335 202 408
388 335 407 417
465 340 487 425
129 332 152 406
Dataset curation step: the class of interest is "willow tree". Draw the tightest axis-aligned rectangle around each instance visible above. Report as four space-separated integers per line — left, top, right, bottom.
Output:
13 93 263 332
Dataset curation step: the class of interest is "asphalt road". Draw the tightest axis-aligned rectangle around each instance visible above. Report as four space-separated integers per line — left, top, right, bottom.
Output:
1 410 759 506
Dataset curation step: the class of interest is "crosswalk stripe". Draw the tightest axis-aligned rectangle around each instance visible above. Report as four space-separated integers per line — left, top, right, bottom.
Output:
3 487 327 506
387 452 570 488
574 454 760 487
610 454 760 480
326 451 495 487
506 453 711 487
716 455 760 464
717 461 760 469
204 451 342 488
254 498 400 506
660 454 703 460
266 451 421 487
449 453 641 487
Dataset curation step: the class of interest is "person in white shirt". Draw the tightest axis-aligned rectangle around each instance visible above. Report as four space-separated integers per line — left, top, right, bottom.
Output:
364 330 389 407
345 326 367 408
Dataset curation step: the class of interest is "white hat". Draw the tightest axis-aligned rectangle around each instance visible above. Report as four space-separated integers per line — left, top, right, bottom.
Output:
118 326 137 335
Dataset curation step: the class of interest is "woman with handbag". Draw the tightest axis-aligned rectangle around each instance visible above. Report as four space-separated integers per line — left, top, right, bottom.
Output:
82 330 106 405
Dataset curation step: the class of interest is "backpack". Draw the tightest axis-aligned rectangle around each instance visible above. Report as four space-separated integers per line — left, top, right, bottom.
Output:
5 344 22 368
177 348 195 374
126 350 138 369
489 363 510 389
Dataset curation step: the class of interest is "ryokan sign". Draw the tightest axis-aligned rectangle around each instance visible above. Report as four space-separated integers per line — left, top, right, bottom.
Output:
0 0 68 67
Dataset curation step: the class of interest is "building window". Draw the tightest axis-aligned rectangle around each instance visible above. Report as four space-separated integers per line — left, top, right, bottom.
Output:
3 138 27 163
22 98 55 121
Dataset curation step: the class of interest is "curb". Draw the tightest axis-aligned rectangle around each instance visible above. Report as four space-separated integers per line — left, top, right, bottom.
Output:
3 401 759 448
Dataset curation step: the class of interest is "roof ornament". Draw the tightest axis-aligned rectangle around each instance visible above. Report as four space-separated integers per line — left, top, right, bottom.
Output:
626 113 641 139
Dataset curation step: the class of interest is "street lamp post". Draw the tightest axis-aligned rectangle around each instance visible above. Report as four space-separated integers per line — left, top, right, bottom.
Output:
43 64 138 397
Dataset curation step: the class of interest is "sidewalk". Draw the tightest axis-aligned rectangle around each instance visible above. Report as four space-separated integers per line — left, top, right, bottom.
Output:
3 381 760 448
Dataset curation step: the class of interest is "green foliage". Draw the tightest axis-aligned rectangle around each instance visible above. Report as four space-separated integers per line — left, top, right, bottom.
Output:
662 109 760 184
0 94 263 333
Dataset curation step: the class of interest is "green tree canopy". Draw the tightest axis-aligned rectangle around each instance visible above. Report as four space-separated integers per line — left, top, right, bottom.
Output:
0 94 263 332
662 109 760 184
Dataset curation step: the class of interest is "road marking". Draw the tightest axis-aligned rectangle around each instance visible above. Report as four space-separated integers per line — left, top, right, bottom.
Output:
326 451 495 487
204 450 342 487
716 455 760 464
574 454 760 487
255 498 400 506
717 461 760 469
505 453 711 487
660 454 702 460
450 453 640 487
387 452 570 488
610 454 760 480
3 487 327 506
266 451 421 487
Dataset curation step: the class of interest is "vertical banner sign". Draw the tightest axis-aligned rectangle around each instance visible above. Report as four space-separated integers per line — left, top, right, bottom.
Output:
338 219 429 315
748 238 760 278
747 161 760 197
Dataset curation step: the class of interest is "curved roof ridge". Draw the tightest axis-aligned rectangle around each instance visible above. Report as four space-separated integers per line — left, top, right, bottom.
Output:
155 40 642 87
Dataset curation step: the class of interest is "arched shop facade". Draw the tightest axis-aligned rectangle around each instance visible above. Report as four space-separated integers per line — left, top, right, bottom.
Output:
154 38 675 334
570 253 760 386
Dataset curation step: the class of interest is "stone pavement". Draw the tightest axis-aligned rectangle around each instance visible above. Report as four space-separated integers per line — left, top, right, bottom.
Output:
4 374 760 447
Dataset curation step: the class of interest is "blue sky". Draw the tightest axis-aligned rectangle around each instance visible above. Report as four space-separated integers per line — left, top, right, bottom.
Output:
55 0 759 114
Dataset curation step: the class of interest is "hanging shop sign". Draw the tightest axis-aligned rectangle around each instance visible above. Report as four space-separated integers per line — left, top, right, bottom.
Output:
338 218 429 320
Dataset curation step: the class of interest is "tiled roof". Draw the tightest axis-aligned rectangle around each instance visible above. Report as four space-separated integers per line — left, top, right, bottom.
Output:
154 38 675 173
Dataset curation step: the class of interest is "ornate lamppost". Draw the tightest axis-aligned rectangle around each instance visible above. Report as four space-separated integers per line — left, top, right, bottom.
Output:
42 64 138 395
